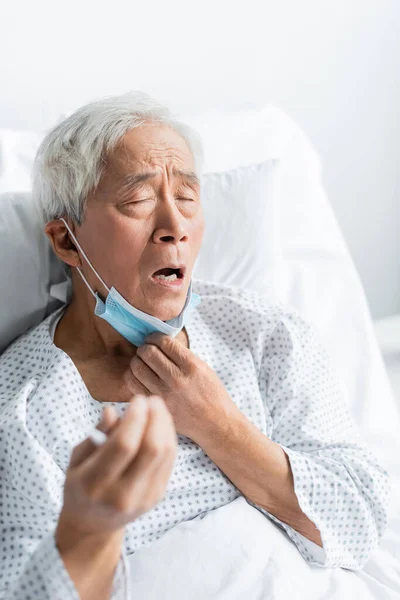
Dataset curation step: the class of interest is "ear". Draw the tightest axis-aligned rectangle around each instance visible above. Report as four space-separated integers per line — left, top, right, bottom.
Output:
44 220 81 268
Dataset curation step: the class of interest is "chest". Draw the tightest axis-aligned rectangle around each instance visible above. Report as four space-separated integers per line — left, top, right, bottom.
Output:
25 320 272 496
76 357 133 403
73 327 191 404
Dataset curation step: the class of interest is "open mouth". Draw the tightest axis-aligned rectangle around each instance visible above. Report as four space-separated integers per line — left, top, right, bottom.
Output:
151 267 185 282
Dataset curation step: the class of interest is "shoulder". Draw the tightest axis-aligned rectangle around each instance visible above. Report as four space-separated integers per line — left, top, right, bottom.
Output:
192 277 313 339
1 312 53 360
0 310 61 407
192 277 284 319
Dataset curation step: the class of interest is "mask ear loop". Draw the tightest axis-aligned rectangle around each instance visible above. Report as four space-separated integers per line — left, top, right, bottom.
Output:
76 267 98 300
59 217 110 299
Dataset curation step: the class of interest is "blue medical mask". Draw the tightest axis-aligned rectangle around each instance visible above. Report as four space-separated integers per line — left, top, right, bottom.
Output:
60 218 201 347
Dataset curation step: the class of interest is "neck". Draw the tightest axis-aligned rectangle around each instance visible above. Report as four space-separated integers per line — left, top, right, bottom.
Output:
55 292 138 360
54 284 189 361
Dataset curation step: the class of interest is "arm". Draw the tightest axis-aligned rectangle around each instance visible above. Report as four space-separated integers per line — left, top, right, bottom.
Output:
1 392 176 599
197 411 323 546
0 478 126 600
195 310 391 569
55 517 125 600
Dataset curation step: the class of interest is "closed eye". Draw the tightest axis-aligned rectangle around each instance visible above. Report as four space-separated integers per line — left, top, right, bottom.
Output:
124 197 154 204
121 196 195 207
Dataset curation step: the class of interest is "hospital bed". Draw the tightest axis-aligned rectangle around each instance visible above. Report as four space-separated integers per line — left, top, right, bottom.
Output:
0 105 399 599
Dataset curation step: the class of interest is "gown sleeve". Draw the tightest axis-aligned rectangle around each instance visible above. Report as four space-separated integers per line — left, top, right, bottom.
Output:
0 477 127 599
248 309 391 570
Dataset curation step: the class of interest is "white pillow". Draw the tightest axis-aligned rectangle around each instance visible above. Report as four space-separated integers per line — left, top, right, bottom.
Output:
193 160 280 296
0 128 43 194
0 159 280 353
179 105 287 171
0 192 65 354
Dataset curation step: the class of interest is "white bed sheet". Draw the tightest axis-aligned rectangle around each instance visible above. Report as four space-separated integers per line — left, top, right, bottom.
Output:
125 490 400 600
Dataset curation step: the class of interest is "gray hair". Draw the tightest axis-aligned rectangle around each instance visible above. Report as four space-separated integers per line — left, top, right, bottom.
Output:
32 91 204 225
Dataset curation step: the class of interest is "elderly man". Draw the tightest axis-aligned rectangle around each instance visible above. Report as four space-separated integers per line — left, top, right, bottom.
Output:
0 92 390 600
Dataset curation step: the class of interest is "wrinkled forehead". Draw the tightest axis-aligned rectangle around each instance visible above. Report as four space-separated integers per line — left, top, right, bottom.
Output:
105 122 196 182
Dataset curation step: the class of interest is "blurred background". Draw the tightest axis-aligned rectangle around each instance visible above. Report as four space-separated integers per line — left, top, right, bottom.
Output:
1 0 399 322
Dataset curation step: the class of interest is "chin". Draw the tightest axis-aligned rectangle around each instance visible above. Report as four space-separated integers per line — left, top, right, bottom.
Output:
146 293 188 322
153 303 185 322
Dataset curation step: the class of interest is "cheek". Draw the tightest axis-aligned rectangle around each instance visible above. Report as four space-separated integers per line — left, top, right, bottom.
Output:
84 209 149 282
110 224 146 259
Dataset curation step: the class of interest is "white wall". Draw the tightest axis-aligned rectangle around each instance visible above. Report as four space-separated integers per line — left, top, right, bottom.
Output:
1 0 399 319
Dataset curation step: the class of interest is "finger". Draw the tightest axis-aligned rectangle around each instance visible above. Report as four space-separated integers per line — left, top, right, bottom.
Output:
143 332 191 369
120 396 177 501
127 355 164 393
78 395 151 490
135 342 180 382
98 405 121 435
69 405 120 469
123 369 150 397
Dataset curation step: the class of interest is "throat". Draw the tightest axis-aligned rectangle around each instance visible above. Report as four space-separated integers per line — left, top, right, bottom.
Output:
54 303 138 361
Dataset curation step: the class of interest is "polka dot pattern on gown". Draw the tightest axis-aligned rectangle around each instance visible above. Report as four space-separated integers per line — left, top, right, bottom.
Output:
0 277 391 598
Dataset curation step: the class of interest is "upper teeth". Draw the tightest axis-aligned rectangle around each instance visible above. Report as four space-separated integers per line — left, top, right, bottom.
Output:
154 273 178 281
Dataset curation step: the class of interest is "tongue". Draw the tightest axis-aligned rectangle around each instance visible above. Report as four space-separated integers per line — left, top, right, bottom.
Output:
153 267 176 276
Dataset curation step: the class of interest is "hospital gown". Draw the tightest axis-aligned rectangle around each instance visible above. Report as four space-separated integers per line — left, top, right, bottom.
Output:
0 277 390 599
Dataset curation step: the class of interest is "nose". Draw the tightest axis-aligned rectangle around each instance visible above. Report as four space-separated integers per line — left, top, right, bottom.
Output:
152 199 188 244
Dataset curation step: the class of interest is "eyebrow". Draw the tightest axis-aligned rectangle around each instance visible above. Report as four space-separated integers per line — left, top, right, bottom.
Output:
121 168 200 190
